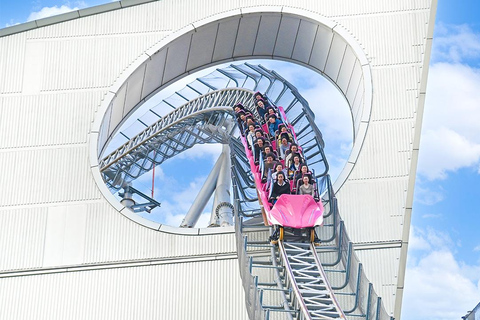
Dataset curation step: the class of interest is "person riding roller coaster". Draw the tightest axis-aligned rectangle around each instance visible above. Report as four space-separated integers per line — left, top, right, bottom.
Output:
253 137 270 165
267 114 283 138
262 153 277 183
233 102 246 114
238 93 322 246
292 164 312 192
255 99 268 122
268 171 290 204
298 175 315 196
268 172 320 245
263 106 278 123
276 124 293 145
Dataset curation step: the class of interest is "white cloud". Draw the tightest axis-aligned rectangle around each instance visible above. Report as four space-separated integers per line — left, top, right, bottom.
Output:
403 250 480 320
175 143 223 164
324 151 349 182
433 24 480 64
305 84 353 144
408 227 432 252
260 60 353 145
196 212 212 228
171 176 210 213
419 127 480 180
414 185 445 205
420 213 442 219
27 5 80 21
403 227 480 320
412 227 454 251
417 24 480 180
137 173 219 228
418 61 480 180
5 21 20 28
474 245 480 252
259 60 353 182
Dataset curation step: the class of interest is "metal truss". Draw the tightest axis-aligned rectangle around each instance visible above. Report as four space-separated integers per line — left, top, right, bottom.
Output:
100 88 254 189
235 175 394 320
279 242 346 320
100 63 328 191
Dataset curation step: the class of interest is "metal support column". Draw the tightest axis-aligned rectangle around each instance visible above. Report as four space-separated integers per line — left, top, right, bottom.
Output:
179 152 225 227
210 144 233 227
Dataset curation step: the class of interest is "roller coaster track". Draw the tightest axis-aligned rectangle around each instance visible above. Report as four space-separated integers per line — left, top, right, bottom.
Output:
100 89 254 189
100 63 393 320
279 242 345 319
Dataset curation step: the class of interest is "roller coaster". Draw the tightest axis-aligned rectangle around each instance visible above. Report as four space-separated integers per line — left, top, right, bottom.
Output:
99 63 394 320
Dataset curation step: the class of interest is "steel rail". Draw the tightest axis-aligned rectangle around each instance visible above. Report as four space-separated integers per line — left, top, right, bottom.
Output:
100 88 255 171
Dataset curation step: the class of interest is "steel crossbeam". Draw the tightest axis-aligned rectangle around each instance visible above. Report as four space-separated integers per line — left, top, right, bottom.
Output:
100 63 329 190
100 88 254 170
100 88 255 189
279 242 346 320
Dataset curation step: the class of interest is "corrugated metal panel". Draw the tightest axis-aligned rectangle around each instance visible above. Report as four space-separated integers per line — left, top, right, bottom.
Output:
0 1 436 318
253 14 281 56
349 120 415 180
336 45 357 92
40 33 168 91
337 179 407 243
123 63 147 117
351 77 364 134
108 84 128 137
171 0 239 31
291 19 318 64
346 59 363 106
163 33 192 83
0 146 100 207
336 10 430 66
84 201 237 263
355 247 402 314
94 11 371 149
0 259 247 320
371 66 421 121
141 48 167 100
233 15 260 57
26 2 173 39
0 34 26 93
98 103 113 154
43 204 89 268
273 16 300 59
0 199 237 271
309 23 334 72
324 34 347 82
0 91 105 149
235 0 431 19
0 207 48 271
279 0 431 18
187 23 219 71
212 17 239 63
6 0 433 40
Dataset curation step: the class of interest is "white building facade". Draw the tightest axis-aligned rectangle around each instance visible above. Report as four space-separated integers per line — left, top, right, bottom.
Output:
0 1 436 319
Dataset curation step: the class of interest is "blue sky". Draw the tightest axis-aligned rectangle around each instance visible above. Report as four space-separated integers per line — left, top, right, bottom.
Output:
1 1 480 319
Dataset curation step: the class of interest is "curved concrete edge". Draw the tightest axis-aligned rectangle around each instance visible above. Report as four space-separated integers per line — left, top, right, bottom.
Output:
159 224 235 235
89 91 246 235
90 132 235 236
89 5 373 231
91 91 116 134
394 2 438 318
